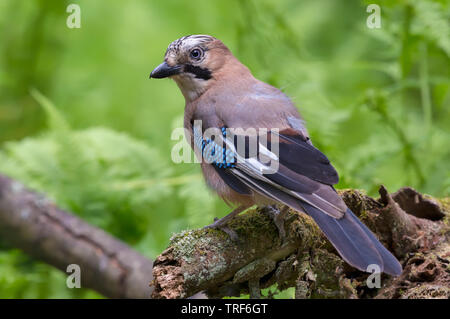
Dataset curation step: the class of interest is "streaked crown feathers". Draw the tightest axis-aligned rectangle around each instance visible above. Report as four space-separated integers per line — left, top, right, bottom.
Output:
166 35 216 56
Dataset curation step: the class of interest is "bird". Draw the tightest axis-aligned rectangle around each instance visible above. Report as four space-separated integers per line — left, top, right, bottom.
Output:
150 34 402 276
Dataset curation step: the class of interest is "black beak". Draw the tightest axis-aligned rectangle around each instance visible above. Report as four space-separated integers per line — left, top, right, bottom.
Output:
149 62 181 79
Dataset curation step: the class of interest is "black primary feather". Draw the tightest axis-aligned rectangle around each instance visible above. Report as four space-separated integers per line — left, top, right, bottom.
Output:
213 166 252 195
275 131 339 185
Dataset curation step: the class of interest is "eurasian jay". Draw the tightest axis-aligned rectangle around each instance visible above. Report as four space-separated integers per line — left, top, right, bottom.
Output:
150 35 402 276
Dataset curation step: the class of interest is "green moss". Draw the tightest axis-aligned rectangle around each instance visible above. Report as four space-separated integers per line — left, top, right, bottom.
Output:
437 198 450 226
438 197 450 211
290 212 324 249
233 258 276 283
228 208 278 238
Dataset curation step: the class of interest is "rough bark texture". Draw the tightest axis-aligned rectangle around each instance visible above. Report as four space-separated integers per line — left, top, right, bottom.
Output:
151 186 450 299
0 171 448 299
0 175 154 299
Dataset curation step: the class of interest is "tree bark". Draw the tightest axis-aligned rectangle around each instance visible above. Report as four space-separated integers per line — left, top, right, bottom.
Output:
0 175 154 299
1 172 448 299
151 186 449 299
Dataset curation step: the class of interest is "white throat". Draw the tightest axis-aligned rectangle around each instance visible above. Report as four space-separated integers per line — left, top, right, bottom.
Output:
172 74 211 102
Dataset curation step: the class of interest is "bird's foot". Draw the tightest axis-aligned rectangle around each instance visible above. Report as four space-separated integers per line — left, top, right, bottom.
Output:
203 206 248 242
204 217 239 241
262 205 289 242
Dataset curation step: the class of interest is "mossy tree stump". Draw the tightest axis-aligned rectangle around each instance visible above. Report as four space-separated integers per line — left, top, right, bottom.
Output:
151 186 450 299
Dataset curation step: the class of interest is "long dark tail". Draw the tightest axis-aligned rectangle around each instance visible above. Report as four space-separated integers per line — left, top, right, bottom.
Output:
231 172 402 275
302 202 402 276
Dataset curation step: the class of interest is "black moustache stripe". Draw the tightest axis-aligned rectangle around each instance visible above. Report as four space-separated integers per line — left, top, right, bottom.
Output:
184 64 212 80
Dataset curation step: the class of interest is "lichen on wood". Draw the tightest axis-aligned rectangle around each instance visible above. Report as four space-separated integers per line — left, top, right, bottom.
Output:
151 186 449 299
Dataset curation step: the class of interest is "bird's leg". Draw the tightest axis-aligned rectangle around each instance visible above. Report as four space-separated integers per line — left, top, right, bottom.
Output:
204 205 248 241
262 205 290 242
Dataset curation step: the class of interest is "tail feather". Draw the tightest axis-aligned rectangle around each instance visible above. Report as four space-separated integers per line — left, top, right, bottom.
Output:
303 202 382 273
303 203 402 276
231 171 402 275
345 209 402 276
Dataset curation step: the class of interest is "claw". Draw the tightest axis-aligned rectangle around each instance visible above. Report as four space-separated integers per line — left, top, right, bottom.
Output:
262 205 289 242
203 205 248 242
204 221 239 241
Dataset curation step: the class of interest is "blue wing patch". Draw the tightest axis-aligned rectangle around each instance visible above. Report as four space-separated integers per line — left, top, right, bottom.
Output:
193 126 236 168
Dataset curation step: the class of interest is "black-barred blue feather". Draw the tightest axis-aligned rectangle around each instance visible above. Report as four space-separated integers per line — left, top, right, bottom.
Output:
193 126 236 168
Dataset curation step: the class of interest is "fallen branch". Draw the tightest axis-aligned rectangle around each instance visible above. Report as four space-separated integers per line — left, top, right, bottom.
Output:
152 186 449 299
0 174 154 298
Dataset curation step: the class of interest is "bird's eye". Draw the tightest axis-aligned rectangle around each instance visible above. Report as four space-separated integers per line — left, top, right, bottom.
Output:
190 48 203 60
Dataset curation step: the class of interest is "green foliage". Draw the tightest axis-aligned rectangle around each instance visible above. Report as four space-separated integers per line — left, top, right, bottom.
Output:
0 0 448 298
412 0 450 57
0 111 171 242
235 0 450 196
0 249 101 299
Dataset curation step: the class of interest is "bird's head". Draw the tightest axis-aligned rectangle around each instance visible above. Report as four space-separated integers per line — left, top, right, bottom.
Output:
150 35 238 101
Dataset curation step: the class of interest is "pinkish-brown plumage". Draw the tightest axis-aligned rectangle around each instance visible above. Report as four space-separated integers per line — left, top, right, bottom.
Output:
150 35 402 276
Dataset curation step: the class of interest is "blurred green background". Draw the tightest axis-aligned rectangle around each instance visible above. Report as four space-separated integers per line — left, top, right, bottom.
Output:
0 0 448 298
